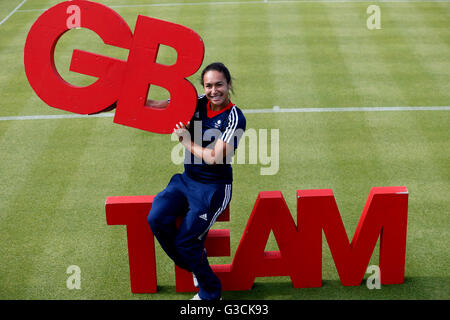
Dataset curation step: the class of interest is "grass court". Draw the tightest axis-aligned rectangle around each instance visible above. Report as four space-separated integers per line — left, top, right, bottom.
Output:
0 0 449 299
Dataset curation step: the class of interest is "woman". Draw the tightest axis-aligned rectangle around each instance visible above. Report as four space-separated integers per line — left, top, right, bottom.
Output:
147 62 246 300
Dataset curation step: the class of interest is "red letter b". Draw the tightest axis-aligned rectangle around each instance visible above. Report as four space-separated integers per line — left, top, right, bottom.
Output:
114 16 205 134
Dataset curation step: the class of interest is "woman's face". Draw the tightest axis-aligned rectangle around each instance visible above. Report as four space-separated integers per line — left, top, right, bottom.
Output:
203 70 232 108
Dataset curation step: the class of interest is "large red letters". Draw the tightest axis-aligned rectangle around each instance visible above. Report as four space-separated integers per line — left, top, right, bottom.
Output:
24 0 204 133
105 187 408 293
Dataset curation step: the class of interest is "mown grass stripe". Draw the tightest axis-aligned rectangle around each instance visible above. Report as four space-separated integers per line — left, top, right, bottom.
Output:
25 121 96 298
405 3 450 100
367 5 428 106
305 4 366 107
0 116 56 219
0 12 44 117
29 118 141 298
267 4 316 108
0 119 96 297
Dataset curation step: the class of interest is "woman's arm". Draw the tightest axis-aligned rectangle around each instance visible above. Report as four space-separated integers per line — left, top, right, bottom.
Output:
174 122 234 165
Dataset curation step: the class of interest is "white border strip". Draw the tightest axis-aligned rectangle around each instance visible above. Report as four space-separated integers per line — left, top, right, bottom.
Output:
0 0 27 26
0 106 449 121
15 0 450 13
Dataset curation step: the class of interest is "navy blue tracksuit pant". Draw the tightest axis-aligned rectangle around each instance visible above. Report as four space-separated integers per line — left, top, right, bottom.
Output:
147 172 231 300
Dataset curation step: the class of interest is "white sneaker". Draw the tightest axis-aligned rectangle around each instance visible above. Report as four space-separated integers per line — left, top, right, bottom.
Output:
190 293 222 300
190 293 202 300
192 273 199 288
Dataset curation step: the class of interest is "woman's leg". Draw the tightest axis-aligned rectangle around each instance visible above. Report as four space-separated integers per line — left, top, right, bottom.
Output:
175 182 232 300
147 175 191 270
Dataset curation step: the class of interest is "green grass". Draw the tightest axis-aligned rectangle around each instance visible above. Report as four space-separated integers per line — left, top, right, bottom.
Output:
0 0 449 300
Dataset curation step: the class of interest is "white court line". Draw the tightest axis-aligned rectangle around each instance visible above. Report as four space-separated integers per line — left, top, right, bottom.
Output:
15 0 450 13
0 0 27 26
0 106 449 121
